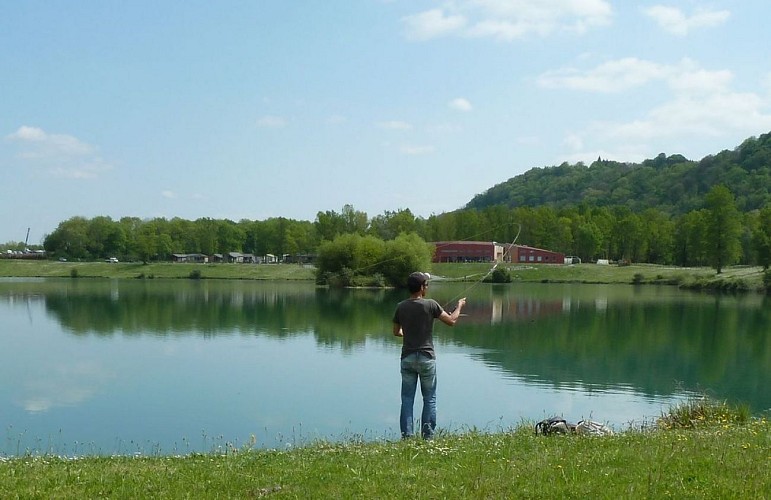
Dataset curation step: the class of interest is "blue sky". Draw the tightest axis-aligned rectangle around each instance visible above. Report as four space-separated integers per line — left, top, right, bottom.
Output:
2 1 771 244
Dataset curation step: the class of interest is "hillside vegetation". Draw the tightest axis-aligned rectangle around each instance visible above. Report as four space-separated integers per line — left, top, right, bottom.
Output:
466 132 771 215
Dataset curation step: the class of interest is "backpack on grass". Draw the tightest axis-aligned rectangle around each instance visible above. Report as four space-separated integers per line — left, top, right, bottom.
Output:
535 417 614 436
534 416 576 435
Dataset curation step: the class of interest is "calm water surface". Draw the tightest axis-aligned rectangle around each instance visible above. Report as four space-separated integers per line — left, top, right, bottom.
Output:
1 278 768 456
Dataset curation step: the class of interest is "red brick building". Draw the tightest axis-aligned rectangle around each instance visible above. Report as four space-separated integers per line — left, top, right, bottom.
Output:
507 244 564 264
432 241 504 263
432 241 564 264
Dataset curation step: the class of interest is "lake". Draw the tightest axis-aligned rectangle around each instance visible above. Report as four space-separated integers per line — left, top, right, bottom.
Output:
1 278 768 456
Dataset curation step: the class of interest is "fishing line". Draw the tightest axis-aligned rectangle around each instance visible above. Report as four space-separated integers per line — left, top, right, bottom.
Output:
441 222 522 312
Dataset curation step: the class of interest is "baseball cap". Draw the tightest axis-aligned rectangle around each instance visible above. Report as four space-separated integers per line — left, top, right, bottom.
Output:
407 271 431 288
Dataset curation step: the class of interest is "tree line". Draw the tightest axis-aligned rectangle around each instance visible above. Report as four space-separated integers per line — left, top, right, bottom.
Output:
37 183 770 275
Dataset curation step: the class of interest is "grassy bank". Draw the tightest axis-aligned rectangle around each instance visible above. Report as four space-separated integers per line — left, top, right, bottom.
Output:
431 262 767 292
1 402 768 499
0 260 317 281
0 259 766 291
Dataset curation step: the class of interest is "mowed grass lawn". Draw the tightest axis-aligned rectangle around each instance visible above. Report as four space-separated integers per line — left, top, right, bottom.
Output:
1 415 768 499
1 259 766 290
0 259 317 281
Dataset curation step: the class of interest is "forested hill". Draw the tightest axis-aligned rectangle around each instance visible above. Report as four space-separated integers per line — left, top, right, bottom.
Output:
466 131 771 215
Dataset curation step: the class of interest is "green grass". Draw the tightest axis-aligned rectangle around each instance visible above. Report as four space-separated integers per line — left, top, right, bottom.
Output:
0 260 766 292
431 262 767 291
0 260 316 281
1 405 768 499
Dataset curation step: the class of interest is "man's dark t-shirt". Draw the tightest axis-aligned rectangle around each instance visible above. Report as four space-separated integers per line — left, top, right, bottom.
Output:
393 298 443 359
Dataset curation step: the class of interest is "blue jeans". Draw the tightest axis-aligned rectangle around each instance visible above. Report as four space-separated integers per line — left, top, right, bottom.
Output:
400 352 437 439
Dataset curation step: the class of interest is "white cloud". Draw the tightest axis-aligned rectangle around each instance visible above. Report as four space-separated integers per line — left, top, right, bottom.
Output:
400 144 435 155
668 66 732 95
5 125 111 179
402 9 467 41
427 122 463 135
449 97 473 111
542 56 771 162
403 1 612 41
537 57 733 94
561 89 771 165
603 92 771 141
161 190 177 199
642 5 730 36
563 133 584 151
7 126 95 156
538 57 667 92
378 120 413 130
256 115 287 128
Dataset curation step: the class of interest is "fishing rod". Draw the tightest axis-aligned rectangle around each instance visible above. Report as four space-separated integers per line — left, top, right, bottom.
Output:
335 220 523 313
441 222 522 312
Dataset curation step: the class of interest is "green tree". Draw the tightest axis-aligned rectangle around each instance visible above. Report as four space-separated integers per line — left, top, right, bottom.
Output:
423 212 457 242
704 185 743 273
119 217 143 261
454 209 483 240
194 218 219 256
341 204 368 235
752 204 771 269
135 221 160 263
614 210 645 262
44 217 90 259
369 209 417 240
674 210 708 267
379 233 433 287
316 233 358 280
315 209 347 242
574 221 601 262
641 208 674 264
168 217 198 253
216 219 244 254
589 206 615 259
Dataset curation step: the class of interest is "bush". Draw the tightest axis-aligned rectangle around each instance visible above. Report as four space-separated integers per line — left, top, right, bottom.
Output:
379 234 432 287
316 234 385 287
632 273 644 284
70 268 79 279
188 269 202 280
485 267 512 283
316 232 431 287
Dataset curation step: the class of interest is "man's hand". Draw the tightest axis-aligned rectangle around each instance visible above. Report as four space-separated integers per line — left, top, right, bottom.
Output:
440 298 466 326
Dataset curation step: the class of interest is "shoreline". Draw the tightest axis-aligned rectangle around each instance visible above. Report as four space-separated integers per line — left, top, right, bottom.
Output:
0 260 767 292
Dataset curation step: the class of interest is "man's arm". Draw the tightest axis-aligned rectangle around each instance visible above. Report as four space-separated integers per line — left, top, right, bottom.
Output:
438 298 466 326
393 322 403 337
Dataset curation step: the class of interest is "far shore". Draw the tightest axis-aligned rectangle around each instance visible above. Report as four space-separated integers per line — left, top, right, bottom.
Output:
0 259 767 292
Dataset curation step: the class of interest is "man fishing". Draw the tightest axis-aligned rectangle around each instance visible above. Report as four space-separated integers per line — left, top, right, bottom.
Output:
392 271 466 439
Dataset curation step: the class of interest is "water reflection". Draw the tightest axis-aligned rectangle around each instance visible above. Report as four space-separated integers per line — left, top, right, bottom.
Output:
0 278 768 455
